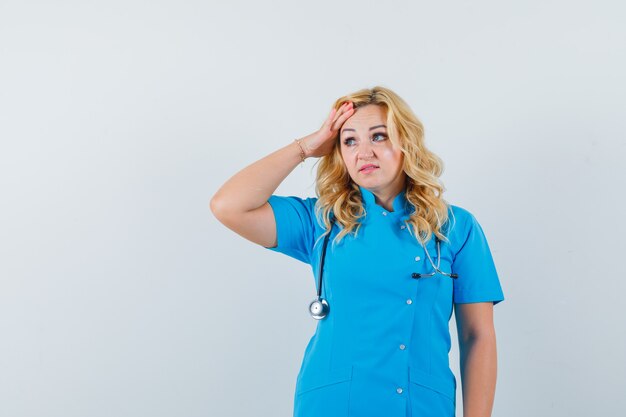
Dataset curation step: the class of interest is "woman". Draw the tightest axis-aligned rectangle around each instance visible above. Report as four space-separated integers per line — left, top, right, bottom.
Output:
211 86 505 417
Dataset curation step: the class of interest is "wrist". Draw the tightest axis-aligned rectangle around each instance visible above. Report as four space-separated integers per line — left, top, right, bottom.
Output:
294 138 310 161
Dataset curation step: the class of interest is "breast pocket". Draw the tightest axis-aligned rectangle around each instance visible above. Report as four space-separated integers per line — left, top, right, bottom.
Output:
413 249 453 304
423 248 453 275
294 366 353 417
408 367 456 417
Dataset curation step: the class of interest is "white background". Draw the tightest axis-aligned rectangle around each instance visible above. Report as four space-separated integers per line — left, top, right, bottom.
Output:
1 1 625 416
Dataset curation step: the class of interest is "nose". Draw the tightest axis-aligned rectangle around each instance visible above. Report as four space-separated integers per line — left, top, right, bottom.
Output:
358 142 375 160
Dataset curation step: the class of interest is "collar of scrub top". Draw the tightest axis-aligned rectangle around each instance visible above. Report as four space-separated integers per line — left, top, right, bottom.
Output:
357 185 458 279
358 185 413 223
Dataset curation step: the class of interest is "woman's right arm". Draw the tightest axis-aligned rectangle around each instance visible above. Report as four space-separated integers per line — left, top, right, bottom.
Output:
209 101 354 248
210 140 309 248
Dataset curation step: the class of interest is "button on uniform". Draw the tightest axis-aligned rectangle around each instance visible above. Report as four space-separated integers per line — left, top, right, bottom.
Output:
264 183 506 417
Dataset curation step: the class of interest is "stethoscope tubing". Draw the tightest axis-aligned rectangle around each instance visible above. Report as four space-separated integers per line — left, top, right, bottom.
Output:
315 220 334 299
310 219 458 319
414 233 459 279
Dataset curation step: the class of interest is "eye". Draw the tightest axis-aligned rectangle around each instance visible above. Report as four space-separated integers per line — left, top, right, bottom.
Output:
342 133 387 146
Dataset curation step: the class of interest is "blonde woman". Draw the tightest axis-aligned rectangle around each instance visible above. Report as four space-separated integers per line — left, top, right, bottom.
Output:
211 86 505 417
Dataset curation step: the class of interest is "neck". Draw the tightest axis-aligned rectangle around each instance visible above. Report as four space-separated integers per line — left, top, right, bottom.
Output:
371 184 406 212
375 194 396 212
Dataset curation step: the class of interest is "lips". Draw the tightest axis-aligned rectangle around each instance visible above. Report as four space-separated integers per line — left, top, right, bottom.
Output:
359 164 379 172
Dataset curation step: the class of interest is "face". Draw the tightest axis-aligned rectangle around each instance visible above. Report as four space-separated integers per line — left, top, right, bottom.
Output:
339 104 406 196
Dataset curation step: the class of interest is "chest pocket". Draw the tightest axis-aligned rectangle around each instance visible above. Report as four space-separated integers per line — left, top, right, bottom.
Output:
423 248 453 276
412 246 454 307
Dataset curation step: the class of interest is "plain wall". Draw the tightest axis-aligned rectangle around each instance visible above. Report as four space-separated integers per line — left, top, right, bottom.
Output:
1 1 625 416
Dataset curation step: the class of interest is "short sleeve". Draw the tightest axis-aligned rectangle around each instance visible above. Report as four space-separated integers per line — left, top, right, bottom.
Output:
451 211 505 305
264 195 317 264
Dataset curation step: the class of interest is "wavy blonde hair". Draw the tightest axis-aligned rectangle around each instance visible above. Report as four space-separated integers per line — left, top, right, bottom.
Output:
312 85 455 250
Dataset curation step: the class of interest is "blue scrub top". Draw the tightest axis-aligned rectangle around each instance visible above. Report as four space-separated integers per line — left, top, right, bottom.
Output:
265 185 505 417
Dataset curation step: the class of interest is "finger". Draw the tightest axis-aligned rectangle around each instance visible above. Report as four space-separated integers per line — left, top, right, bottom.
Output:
324 105 343 131
330 103 351 128
326 104 344 125
332 105 354 131
324 108 336 127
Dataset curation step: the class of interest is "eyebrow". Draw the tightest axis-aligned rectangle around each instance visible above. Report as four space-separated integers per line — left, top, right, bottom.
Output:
341 124 387 134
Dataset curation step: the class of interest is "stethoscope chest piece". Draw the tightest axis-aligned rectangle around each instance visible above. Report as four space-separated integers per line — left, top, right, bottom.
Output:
309 297 329 320
309 219 335 320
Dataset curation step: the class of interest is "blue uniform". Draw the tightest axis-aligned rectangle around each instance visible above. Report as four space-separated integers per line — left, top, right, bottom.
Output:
265 185 504 417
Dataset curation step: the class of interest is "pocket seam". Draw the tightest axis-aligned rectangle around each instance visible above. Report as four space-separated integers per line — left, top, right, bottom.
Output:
410 380 455 402
409 368 455 402
296 366 353 396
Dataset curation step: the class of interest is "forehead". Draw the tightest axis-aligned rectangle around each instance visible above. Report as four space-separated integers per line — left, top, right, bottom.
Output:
342 104 386 130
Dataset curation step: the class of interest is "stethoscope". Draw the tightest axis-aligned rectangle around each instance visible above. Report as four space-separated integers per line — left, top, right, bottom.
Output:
309 220 459 320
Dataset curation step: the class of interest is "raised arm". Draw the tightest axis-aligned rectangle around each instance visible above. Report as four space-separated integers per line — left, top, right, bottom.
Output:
210 101 354 248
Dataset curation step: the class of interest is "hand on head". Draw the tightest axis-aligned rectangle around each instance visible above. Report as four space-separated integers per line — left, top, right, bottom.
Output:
300 102 355 158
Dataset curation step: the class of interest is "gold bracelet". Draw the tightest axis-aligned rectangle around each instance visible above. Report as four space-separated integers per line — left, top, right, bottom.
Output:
294 138 307 164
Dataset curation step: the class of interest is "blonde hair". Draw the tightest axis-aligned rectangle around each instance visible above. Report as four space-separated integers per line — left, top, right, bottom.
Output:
312 85 455 250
